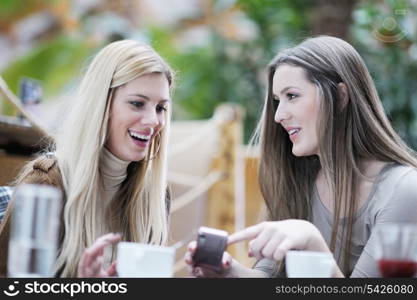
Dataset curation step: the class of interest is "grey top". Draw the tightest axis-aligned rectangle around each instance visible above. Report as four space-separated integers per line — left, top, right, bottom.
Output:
254 163 417 277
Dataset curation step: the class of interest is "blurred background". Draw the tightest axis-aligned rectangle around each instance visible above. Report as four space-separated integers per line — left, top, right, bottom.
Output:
1 0 417 276
1 0 417 144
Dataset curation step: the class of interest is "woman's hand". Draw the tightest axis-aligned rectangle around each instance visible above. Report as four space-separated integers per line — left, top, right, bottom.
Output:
228 220 330 261
77 233 122 278
184 240 233 278
184 240 268 278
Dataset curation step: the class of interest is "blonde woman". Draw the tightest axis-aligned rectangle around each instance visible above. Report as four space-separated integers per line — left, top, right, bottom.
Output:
0 39 174 277
186 36 417 277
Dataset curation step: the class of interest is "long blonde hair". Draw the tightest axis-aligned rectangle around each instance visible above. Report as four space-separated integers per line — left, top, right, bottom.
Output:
253 36 417 275
52 40 174 277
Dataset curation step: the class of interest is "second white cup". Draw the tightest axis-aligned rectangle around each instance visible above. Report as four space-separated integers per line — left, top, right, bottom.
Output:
285 250 334 278
116 242 176 277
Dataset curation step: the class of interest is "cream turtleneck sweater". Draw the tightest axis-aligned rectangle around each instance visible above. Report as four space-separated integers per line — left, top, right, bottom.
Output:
97 147 130 233
98 147 130 265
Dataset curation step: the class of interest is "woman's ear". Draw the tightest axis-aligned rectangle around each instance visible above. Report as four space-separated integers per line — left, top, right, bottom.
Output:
337 82 349 111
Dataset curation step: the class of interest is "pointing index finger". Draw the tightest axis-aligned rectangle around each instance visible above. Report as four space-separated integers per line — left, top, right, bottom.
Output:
227 223 264 245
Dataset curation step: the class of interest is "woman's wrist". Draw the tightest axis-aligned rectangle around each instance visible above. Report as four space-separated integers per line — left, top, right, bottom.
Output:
303 222 344 278
305 222 331 253
227 259 267 278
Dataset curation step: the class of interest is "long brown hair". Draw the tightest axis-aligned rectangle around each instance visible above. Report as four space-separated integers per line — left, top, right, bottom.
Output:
253 36 417 275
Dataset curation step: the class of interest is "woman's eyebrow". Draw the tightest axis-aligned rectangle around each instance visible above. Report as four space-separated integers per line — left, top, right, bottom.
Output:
127 93 149 99
279 86 299 95
127 93 170 103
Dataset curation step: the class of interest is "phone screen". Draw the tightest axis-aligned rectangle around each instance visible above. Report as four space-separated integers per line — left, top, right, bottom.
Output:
193 226 228 270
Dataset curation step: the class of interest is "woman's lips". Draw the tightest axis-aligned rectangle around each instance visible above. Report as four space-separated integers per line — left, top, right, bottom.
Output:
130 135 149 148
128 129 152 148
289 129 301 142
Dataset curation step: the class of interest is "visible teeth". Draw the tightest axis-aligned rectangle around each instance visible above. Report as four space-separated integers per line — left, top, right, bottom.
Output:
129 130 151 140
288 129 300 135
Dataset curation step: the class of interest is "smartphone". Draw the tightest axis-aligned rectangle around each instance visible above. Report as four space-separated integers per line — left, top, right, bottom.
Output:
193 226 228 270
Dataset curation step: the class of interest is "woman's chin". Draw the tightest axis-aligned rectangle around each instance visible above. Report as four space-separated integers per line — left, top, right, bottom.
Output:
291 146 313 157
130 154 147 162
117 150 147 162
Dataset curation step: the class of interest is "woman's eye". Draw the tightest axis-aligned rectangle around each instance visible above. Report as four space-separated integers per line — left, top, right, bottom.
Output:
287 93 297 100
156 105 167 113
129 101 144 108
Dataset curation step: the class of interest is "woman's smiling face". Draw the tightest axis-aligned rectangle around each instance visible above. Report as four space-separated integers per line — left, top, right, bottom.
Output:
106 73 170 162
272 65 321 157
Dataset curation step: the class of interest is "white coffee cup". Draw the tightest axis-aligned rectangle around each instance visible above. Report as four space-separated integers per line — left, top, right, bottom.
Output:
285 250 334 278
116 242 176 277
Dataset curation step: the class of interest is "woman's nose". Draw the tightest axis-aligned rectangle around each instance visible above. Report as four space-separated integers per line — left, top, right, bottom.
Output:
141 109 159 127
274 102 290 124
